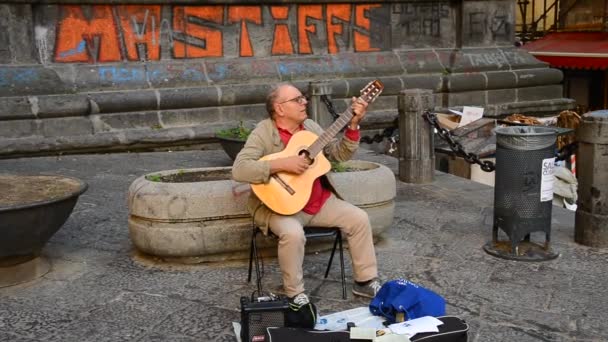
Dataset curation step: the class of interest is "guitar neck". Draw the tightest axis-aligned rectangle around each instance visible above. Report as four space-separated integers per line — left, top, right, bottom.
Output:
307 107 355 158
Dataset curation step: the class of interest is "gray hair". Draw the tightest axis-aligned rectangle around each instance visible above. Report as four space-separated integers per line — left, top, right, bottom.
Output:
265 83 294 119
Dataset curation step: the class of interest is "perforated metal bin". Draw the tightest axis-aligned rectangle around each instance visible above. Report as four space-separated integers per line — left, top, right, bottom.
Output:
492 126 558 257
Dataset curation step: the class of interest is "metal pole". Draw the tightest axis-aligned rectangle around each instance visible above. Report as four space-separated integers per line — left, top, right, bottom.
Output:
307 80 333 129
575 111 608 247
398 89 435 183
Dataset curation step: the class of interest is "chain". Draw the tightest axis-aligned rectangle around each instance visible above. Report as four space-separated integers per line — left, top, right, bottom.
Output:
423 110 496 172
320 95 399 150
319 98 574 168
320 95 340 120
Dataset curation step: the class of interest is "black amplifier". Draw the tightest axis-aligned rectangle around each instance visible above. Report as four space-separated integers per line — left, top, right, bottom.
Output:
240 296 289 342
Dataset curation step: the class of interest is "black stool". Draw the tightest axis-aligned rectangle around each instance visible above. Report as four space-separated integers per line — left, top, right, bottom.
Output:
247 226 347 300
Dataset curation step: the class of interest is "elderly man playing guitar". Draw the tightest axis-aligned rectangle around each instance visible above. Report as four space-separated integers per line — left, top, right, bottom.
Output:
232 82 383 306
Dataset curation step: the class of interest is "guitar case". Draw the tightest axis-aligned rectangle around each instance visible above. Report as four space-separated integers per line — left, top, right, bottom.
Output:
410 316 469 342
265 316 469 342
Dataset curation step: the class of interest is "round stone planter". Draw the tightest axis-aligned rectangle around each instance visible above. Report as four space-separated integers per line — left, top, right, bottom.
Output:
215 135 245 161
128 160 395 262
0 174 88 287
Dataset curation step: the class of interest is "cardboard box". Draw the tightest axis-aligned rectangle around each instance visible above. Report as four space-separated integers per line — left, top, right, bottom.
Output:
436 113 461 130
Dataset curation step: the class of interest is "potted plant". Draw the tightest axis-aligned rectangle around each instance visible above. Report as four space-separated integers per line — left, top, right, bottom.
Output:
215 120 252 160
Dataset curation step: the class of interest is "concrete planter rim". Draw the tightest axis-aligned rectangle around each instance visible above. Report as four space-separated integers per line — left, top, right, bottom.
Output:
0 175 88 212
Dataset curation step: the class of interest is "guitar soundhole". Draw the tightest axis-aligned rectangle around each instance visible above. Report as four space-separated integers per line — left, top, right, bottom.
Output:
298 149 313 165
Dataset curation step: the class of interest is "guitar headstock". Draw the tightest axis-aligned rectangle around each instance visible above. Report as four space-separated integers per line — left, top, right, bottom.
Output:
359 80 384 104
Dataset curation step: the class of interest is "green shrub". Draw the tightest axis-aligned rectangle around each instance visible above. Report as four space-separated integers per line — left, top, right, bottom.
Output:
146 174 162 182
216 120 252 141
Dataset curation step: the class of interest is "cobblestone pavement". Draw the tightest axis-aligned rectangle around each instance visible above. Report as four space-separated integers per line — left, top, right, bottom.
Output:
0 149 606 342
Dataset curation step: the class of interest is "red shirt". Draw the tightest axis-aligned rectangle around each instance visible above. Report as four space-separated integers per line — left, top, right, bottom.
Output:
276 124 360 215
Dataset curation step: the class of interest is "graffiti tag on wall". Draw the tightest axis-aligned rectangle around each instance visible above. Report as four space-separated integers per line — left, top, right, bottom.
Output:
53 4 385 63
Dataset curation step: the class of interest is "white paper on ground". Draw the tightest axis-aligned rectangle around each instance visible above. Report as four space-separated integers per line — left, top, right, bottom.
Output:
388 316 444 336
375 333 412 342
459 106 484 127
232 322 242 342
315 306 386 331
351 327 377 340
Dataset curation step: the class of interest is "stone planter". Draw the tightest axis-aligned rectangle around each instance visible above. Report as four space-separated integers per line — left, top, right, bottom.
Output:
0 175 88 287
215 135 245 161
127 160 395 262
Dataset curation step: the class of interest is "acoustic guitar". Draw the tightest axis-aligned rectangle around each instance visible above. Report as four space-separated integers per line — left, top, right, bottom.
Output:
251 80 384 215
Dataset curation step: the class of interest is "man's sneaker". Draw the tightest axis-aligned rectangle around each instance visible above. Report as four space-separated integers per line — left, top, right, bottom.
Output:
289 293 310 306
352 278 383 298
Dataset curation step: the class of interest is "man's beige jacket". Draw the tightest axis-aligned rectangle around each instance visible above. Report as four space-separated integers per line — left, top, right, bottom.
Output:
232 118 359 234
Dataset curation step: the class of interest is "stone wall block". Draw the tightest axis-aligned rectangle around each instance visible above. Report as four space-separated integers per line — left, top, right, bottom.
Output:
217 84 270 106
92 112 161 132
0 25 10 64
158 87 218 110
517 85 563 102
8 4 36 64
401 75 443 93
205 59 279 85
39 117 93 138
89 91 158 114
447 73 487 92
515 68 563 88
488 98 576 117
462 1 515 47
36 94 90 118
160 108 221 129
397 50 444 74
448 90 488 107
0 96 34 120
485 71 517 90
451 48 543 73
0 119 36 138
334 52 404 78
146 61 210 89
487 88 517 105
74 65 149 92
0 66 67 96
214 104 268 123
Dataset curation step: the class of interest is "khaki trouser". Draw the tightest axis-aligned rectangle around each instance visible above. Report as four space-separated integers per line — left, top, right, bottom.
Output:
268 194 378 297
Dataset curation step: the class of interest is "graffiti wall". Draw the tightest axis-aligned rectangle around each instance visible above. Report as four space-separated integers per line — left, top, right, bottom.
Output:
1 1 571 159
32 2 512 64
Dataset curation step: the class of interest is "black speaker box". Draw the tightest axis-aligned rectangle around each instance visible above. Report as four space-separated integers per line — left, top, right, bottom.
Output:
240 296 289 342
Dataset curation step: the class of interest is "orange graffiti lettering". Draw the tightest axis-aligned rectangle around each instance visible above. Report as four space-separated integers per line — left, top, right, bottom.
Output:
270 6 293 55
326 5 351 54
173 6 223 58
228 6 262 57
298 5 323 54
354 4 380 52
117 6 161 61
55 5 121 63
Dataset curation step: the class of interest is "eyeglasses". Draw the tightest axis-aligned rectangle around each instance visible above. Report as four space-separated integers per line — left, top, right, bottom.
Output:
278 95 308 105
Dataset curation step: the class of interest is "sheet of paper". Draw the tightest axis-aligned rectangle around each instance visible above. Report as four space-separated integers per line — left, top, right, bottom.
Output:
350 327 377 340
374 333 412 342
459 106 484 126
315 306 386 331
232 322 242 342
388 316 443 336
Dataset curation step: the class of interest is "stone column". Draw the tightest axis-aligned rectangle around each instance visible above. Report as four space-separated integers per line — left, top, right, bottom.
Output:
575 110 608 247
307 80 334 129
398 89 435 183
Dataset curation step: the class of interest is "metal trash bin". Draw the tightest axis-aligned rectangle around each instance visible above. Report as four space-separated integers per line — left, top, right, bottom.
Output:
484 126 559 260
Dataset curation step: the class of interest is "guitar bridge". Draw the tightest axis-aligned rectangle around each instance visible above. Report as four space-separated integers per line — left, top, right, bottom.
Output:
271 174 295 195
